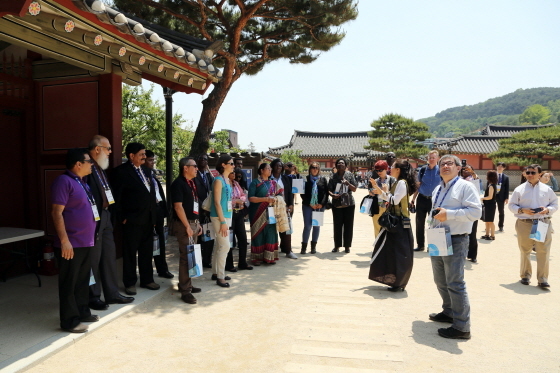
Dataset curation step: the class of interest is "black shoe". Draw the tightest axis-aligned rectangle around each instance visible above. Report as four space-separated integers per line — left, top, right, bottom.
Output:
140 282 160 290
387 286 404 292
80 315 100 322
216 280 230 288
203 263 212 269
414 247 425 252
331 247 340 253
191 287 202 293
538 282 550 288
438 326 471 339
469 258 477 263
310 242 317 254
520 278 530 285
211 274 231 281
238 265 253 270
498 228 504 232
106 294 134 304
181 293 197 304
226 267 238 273
89 299 109 311
158 271 174 279
344 247 350 253
429 312 453 323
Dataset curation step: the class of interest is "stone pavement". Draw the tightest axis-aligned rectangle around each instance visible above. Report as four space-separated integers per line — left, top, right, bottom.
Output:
25 189 560 373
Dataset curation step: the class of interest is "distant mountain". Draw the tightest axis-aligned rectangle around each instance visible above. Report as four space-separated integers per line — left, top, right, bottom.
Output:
418 87 560 137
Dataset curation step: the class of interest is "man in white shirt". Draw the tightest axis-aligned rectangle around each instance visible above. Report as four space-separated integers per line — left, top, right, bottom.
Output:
508 164 558 289
428 155 481 340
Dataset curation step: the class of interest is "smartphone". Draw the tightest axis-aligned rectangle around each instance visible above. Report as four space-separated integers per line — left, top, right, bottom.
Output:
531 208 543 213
461 159 467 167
431 210 439 217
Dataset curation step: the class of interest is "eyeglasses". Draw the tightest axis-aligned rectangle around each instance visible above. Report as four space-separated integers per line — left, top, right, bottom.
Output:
227 162 234 165
525 171 537 175
186 164 198 168
81 159 93 164
440 161 456 167
98 146 112 151
310 166 319 170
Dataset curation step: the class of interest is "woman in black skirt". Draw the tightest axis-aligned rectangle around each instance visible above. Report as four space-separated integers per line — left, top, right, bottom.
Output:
481 170 498 240
368 160 417 292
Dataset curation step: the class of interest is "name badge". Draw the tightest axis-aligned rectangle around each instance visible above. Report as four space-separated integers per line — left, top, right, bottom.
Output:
105 188 115 204
497 183 502 193
193 201 199 215
91 204 100 221
227 200 233 212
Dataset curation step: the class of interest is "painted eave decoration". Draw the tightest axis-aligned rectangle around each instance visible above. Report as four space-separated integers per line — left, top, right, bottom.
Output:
1 0 224 93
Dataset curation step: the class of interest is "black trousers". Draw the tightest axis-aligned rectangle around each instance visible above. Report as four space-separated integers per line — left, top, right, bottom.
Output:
496 199 506 229
226 210 249 268
89 209 120 302
332 205 355 248
153 217 169 274
467 220 478 260
415 194 433 248
122 222 154 287
56 246 92 330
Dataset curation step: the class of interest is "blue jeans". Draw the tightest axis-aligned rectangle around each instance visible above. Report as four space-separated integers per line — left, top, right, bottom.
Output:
430 235 471 332
301 204 324 243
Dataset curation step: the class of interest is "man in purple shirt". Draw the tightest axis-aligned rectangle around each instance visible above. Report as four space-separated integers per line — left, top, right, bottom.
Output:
51 148 99 333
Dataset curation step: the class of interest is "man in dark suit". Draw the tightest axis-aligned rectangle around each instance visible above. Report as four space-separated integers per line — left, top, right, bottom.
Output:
145 150 173 279
495 162 510 232
194 154 215 268
234 158 248 189
86 136 134 310
111 142 160 295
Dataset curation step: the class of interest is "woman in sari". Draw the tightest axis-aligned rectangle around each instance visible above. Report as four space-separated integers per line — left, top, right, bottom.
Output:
369 160 417 292
248 163 281 265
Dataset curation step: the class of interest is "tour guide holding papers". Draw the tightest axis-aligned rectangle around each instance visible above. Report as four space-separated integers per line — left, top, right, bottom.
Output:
427 155 481 340
508 164 558 289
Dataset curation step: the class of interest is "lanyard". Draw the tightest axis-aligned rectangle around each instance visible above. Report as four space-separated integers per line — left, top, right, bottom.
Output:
135 166 150 187
433 176 459 208
72 176 96 207
184 177 198 202
218 176 231 201
93 164 110 190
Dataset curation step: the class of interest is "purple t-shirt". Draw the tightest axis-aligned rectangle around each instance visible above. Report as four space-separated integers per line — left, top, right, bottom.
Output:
51 171 96 248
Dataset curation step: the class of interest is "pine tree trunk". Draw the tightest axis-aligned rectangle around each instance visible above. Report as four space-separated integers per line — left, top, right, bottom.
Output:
189 81 232 156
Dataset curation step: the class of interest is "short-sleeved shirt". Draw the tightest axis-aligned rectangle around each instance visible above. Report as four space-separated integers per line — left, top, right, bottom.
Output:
51 171 97 248
418 165 440 196
210 176 232 219
171 176 199 221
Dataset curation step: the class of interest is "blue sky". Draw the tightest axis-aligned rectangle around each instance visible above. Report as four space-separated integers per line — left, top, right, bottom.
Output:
147 0 560 151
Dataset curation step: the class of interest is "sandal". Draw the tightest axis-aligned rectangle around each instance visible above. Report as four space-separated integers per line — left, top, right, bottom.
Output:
480 235 489 240
490 236 495 240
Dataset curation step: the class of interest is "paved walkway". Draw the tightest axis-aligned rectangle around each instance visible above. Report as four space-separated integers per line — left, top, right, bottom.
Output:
25 189 560 372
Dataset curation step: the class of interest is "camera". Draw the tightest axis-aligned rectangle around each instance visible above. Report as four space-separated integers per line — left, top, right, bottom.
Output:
461 159 467 167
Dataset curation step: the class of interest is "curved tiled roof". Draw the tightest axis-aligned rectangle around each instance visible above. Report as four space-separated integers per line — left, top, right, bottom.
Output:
481 124 553 136
269 130 384 159
70 0 222 79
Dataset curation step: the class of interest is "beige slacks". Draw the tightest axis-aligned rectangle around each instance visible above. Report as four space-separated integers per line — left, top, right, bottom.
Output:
211 217 231 280
515 219 551 283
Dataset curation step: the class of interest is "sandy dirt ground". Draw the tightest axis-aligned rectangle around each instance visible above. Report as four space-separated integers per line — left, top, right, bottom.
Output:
26 189 560 373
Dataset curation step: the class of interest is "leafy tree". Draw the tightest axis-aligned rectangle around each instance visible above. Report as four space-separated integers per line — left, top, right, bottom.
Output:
547 99 560 123
247 142 257 153
112 0 358 156
209 130 244 153
280 150 308 172
488 125 560 166
366 113 431 159
122 84 194 181
519 104 551 125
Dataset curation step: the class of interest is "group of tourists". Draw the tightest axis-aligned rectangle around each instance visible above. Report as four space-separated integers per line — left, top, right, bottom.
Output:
51 140 557 341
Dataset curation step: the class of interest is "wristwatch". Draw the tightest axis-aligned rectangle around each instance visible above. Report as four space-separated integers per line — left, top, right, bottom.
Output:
518 208 523 214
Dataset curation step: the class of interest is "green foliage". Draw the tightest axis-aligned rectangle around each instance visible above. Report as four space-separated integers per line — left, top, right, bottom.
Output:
419 87 560 137
122 84 194 181
280 150 308 172
209 130 245 153
520 104 551 125
489 125 560 166
112 0 359 155
366 113 431 159
548 99 560 123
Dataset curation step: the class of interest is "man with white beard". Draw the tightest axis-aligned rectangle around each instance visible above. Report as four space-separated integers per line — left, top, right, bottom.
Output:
86 135 134 310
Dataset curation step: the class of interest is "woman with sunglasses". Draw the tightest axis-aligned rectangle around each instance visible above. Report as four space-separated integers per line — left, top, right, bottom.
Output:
369 160 417 292
368 160 397 237
480 170 498 240
300 162 328 254
225 169 253 271
210 154 235 287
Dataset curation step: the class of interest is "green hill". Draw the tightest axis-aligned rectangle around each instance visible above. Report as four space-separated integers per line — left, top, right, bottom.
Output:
419 87 560 137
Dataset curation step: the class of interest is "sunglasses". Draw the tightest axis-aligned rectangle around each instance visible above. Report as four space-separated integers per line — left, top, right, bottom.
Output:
310 166 319 169
226 162 234 165
525 171 537 175
374 168 386 171
81 159 93 164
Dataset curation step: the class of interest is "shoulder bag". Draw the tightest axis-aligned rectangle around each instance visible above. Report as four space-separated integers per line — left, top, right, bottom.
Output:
378 197 400 233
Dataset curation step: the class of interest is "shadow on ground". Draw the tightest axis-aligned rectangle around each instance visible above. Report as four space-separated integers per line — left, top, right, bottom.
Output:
411 320 465 354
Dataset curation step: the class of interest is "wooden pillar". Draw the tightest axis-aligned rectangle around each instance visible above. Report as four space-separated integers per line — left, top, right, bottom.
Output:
99 73 122 166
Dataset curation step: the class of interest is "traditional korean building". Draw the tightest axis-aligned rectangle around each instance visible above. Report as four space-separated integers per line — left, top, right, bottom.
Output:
434 124 557 188
0 0 221 233
268 130 385 171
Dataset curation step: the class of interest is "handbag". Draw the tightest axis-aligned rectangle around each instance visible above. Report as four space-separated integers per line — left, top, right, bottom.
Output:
480 204 485 221
201 190 213 212
378 198 399 233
